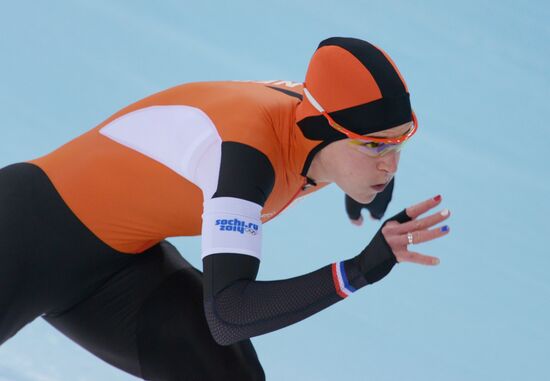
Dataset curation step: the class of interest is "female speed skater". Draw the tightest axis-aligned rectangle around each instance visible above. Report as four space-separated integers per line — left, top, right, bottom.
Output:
0 37 451 380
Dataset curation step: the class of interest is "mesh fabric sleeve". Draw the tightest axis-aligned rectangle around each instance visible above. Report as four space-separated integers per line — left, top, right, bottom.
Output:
203 254 368 346
202 209 411 346
345 177 395 220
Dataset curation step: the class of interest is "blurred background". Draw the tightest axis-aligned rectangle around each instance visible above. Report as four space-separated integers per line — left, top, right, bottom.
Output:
0 0 548 380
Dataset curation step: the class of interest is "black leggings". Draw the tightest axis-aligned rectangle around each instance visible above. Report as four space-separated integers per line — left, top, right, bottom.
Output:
0 163 264 381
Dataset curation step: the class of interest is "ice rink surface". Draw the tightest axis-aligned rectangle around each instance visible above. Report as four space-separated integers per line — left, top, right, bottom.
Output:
0 1 548 380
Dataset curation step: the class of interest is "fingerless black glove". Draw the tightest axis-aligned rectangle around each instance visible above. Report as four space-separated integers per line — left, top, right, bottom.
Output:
345 178 395 220
344 208 412 288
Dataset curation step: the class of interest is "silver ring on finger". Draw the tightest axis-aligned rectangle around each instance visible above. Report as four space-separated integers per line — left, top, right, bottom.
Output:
407 232 414 245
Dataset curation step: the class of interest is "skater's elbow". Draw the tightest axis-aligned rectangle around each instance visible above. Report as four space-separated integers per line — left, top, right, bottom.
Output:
203 297 242 346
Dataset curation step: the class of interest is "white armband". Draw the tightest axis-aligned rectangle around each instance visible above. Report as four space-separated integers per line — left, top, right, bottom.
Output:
201 197 263 260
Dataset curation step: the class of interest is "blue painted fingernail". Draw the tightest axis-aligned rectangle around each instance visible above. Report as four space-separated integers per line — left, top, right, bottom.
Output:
440 225 449 232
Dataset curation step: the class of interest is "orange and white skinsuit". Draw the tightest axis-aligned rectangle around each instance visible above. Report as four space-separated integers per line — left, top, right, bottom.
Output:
2 36 412 381
31 80 323 255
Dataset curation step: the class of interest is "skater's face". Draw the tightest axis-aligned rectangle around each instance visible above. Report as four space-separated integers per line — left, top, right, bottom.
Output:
308 122 412 204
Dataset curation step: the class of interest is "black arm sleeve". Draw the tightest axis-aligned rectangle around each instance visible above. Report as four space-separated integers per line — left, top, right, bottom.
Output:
202 142 410 345
202 209 412 346
202 254 351 345
345 177 395 220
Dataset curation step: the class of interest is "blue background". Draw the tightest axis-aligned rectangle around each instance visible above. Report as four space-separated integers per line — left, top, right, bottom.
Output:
0 1 548 380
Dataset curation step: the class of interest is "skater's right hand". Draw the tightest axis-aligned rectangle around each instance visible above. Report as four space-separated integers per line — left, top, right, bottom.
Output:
381 195 450 266
354 195 450 285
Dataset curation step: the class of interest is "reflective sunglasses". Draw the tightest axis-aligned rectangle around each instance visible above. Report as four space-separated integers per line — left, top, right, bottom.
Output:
347 132 411 157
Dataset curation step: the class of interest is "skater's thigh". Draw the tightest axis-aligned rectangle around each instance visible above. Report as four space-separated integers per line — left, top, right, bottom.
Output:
44 241 264 381
42 241 188 377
